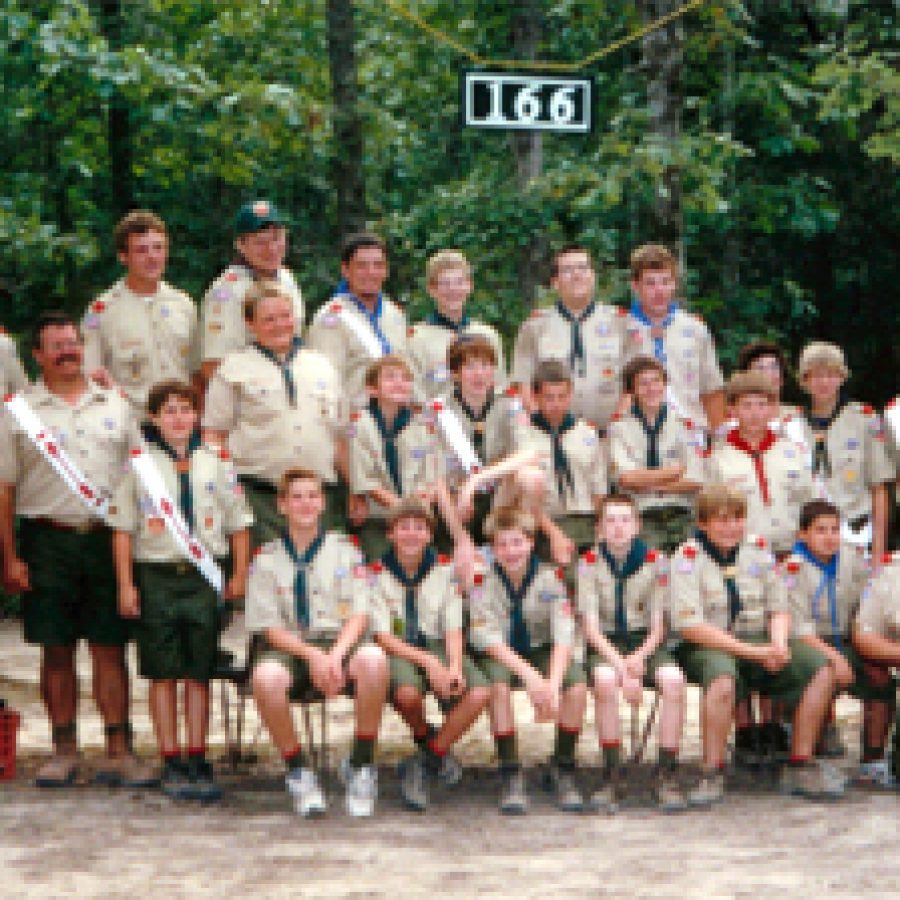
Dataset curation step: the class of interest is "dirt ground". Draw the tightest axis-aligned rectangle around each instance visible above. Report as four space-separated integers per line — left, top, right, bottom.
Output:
2 619 899 898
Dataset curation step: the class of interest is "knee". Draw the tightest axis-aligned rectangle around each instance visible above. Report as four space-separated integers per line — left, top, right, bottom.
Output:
393 685 422 709
252 662 290 700
592 666 619 701
469 685 491 709
566 681 587 703
43 645 75 670
490 681 511 704
353 644 388 678
656 665 685 700
705 676 735 711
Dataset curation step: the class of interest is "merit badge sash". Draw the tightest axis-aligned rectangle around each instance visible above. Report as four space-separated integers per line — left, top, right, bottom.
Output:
129 447 223 593
4 392 110 519
327 300 385 359
665 385 707 448
431 399 481 475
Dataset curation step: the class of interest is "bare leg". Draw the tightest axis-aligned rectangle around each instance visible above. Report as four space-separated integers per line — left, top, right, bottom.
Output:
42 645 78 753
655 665 685 752
702 676 735 768
791 666 835 758
558 681 587 731
592 666 621 744
185 680 210 752
149 680 179 754
89 643 130 757
432 687 490 752
252 661 298 754
347 645 389 737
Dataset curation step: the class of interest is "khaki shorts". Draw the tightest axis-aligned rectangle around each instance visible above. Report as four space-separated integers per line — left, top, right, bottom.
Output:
585 630 678 688
389 639 489 710
475 644 586 689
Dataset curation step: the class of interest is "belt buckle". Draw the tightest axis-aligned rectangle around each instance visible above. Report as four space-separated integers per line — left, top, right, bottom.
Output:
74 521 93 535
175 562 190 576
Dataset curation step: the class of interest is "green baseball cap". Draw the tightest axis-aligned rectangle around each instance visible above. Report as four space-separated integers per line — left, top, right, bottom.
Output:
234 199 289 234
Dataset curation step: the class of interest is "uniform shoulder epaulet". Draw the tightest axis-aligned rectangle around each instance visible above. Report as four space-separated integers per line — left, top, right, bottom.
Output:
407 325 417 337
369 560 384 574
91 299 108 314
615 306 628 317
218 447 231 461
679 541 698 559
645 549 660 564
504 384 521 398
880 551 899 567
748 534 767 550
528 308 547 320
580 549 598 564
437 553 452 566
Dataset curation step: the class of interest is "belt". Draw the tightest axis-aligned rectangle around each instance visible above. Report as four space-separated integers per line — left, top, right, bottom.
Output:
238 474 278 494
31 517 106 535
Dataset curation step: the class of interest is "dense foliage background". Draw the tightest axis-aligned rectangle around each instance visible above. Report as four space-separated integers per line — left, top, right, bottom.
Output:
1 0 897 402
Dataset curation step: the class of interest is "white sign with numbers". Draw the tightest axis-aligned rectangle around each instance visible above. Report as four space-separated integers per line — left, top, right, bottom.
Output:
462 71 593 133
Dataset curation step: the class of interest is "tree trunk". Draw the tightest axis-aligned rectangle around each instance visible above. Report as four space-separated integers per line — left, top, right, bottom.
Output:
510 1 547 306
98 0 133 217
326 0 367 239
640 0 684 253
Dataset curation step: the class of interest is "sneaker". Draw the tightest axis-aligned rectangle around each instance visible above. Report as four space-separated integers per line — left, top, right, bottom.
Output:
816 723 846 759
185 758 223 803
687 770 725 807
400 751 429 812
499 766 528 815
345 763 378 818
542 762 583 812
159 757 193 800
853 758 896 790
435 750 463 787
656 768 688 813
34 752 80 788
286 767 327 817
94 753 159 788
780 759 846 800
589 769 621 814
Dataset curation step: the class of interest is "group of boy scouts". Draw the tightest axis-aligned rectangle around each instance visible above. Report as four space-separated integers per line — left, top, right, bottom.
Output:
1 201 898 820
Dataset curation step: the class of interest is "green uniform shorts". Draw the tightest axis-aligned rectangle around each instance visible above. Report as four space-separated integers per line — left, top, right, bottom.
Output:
255 635 359 701
19 518 127 648
823 638 897 703
675 636 828 708
134 560 222 681
389 639 489 710
476 644 586 690
585 630 678 688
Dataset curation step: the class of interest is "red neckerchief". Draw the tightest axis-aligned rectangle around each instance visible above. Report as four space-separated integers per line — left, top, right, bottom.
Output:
726 428 777 504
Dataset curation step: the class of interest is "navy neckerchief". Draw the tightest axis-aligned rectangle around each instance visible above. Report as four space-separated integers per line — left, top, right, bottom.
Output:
141 423 202 532
281 528 326 630
382 546 436 647
427 309 470 333
555 300 595 376
253 336 303 407
454 386 494 458
805 394 847 478
368 398 412 495
347 291 392 355
599 538 649 637
494 552 540 656
630 298 677 365
694 529 742 628
632 401 668 468
792 540 841 647
531 411 576 498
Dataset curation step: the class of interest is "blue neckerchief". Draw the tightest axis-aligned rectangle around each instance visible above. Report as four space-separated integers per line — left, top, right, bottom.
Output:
555 300 596 376
141 423 202 532
281 529 326 630
632 401 668 468
530 411 576 498
792 541 841 647
453 386 494 458
427 309 470 332
630 297 677 365
332 277 349 296
344 291 392 354
804 391 848 478
253 336 303 407
599 538 648 637
382 546 436 647
694 529 742 628
368 398 412 495
494 552 540 656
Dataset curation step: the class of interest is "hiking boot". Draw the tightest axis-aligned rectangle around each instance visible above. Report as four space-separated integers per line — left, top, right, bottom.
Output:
590 768 621 814
184 757 222 803
853 758 896 790
687 769 725 807
94 753 159 788
159 757 192 800
780 759 846 800
656 768 688 813
815 723 846 759
400 751 429 812
343 761 378 817
542 761 583 812
286 767 327 817
499 766 527 815
34 752 80 788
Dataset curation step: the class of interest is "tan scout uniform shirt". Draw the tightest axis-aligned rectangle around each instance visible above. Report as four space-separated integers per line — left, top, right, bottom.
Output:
201 264 304 362
468 561 576 652
511 418 608 518
669 536 785 640
348 405 442 518
435 389 516 491
406 318 506 402
202 344 342 485
512 302 626 431
707 434 813 554
245 531 368 639
609 405 705 513
109 443 253 563
622 307 723 428
82 279 199 415
0 332 27 397
783 544 870 640
856 554 900 641
368 556 461 641
0 380 137 527
795 402 895 523
576 547 668 634
306 294 408 408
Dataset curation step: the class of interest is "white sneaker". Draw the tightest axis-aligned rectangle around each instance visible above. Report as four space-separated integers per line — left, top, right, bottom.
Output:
345 763 378 818
854 757 897 790
286 767 327 817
